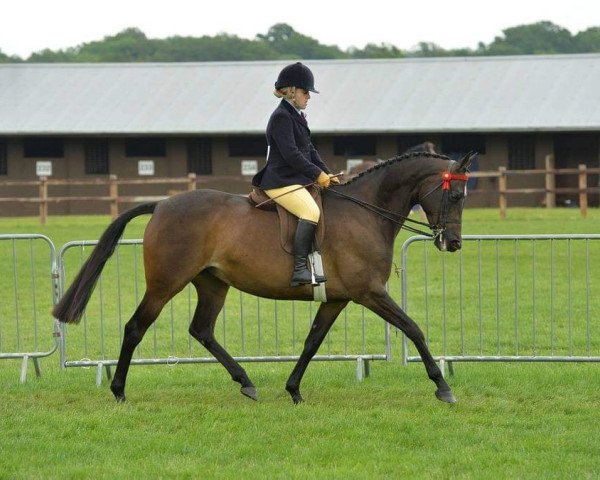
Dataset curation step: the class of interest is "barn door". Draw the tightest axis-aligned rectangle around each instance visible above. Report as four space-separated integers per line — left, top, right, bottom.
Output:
187 138 212 175
554 133 599 207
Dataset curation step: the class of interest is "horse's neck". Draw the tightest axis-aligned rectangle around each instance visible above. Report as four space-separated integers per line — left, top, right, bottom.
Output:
347 161 417 211
335 162 416 241
343 157 446 236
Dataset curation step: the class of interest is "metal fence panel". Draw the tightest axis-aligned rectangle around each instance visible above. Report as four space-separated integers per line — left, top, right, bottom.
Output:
59 240 390 384
4 231 598 385
0 234 61 381
401 234 600 371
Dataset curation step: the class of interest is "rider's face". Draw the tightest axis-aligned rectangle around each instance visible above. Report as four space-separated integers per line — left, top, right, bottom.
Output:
292 88 310 110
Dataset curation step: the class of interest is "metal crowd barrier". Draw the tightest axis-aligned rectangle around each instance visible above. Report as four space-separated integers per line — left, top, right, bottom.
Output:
4 232 598 384
0 234 61 382
58 240 391 385
401 234 600 375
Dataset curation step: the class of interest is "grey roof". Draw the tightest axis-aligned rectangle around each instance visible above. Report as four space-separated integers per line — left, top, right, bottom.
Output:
2 55 600 135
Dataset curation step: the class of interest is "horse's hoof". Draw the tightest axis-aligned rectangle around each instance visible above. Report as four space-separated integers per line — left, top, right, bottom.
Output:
111 384 126 402
114 394 126 403
435 388 457 404
290 392 304 405
285 385 304 404
241 386 258 401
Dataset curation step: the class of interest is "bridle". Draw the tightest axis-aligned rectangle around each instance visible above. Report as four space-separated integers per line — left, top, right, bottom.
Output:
420 170 469 239
329 165 469 239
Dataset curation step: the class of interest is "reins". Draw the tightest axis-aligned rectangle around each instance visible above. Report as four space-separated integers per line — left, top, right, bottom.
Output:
328 168 469 238
327 188 436 237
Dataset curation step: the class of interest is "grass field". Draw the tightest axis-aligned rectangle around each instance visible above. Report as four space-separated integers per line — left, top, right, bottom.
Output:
1 208 599 479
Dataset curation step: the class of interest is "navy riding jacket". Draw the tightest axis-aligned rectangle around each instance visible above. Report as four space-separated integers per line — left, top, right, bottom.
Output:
252 100 331 189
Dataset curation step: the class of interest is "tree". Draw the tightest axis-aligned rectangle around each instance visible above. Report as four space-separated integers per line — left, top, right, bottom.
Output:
349 43 403 59
28 48 77 62
12 21 600 64
573 27 600 53
75 28 157 62
408 42 450 57
27 28 158 62
256 23 346 59
153 33 279 62
0 49 22 63
485 21 575 55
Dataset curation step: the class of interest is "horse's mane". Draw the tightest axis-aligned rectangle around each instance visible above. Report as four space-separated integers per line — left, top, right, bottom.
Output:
340 151 450 186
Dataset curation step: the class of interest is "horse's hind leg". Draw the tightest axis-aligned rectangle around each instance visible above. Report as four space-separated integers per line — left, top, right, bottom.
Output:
189 272 257 401
285 301 348 404
360 290 456 403
110 292 169 402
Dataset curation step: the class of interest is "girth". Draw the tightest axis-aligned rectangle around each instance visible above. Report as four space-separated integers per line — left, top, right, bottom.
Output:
248 185 325 255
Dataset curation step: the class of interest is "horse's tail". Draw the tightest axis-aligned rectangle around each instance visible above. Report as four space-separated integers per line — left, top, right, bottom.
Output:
53 202 157 324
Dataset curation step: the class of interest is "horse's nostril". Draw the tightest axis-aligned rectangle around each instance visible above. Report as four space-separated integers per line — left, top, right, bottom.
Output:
450 240 461 251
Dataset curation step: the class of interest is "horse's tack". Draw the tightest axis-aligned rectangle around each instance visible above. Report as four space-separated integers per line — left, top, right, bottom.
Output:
248 185 325 255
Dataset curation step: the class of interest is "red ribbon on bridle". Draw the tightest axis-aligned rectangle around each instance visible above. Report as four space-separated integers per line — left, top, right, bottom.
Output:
441 171 469 190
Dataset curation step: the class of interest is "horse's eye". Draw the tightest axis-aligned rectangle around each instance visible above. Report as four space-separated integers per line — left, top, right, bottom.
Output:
450 191 464 202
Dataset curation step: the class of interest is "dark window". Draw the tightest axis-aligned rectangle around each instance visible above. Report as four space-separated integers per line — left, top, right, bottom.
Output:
187 138 212 175
508 135 535 170
441 134 486 158
23 137 64 157
0 139 7 175
228 136 267 157
125 137 166 157
85 139 109 174
333 136 376 156
397 134 427 154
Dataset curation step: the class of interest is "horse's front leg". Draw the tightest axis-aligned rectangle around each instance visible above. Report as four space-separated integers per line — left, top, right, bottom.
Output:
359 290 456 403
285 301 348 404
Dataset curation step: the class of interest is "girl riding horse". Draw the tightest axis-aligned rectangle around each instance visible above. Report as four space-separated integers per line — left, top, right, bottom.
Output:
252 62 340 287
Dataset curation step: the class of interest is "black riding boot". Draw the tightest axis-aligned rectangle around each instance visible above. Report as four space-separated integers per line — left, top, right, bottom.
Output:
291 220 325 287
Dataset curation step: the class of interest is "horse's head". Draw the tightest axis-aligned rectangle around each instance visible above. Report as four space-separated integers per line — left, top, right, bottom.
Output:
417 152 475 252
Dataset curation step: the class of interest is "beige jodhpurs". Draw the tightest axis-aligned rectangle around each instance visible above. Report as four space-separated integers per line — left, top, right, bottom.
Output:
264 185 320 223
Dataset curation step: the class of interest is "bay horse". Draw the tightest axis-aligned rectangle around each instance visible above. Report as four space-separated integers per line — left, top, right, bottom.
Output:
53 151 473 404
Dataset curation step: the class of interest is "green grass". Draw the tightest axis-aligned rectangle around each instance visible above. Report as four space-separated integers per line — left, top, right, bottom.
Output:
1 362 599 479
1 208 599 479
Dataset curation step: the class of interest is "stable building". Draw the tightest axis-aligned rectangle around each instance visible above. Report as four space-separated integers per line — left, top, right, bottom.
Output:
1 55 599 215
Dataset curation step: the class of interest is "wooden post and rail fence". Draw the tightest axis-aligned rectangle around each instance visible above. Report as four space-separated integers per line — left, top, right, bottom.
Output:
0 173 247 225
0 156 598 224
475 155 599 219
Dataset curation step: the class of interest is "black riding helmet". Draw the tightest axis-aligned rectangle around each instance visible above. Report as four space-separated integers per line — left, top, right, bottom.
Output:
275 62 319 93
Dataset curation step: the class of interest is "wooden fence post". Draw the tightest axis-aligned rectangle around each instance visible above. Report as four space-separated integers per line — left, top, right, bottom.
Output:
578 164 588 218
109 174 119 219
498 166 507 219
545 154 556 208
39 176 48 225
187 173 197 191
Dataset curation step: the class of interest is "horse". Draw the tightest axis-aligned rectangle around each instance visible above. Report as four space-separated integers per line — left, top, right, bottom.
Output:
53 151 473 404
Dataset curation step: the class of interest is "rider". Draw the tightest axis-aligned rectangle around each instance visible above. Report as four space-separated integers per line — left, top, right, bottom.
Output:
252 62 340 287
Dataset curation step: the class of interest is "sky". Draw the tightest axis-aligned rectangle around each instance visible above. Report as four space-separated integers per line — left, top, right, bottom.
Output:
1 0 599 58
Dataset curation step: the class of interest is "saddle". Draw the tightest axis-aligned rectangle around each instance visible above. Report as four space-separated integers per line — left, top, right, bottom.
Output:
248 185 325 255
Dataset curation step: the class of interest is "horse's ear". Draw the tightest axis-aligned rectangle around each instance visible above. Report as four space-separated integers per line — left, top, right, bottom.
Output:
457 151 477 173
